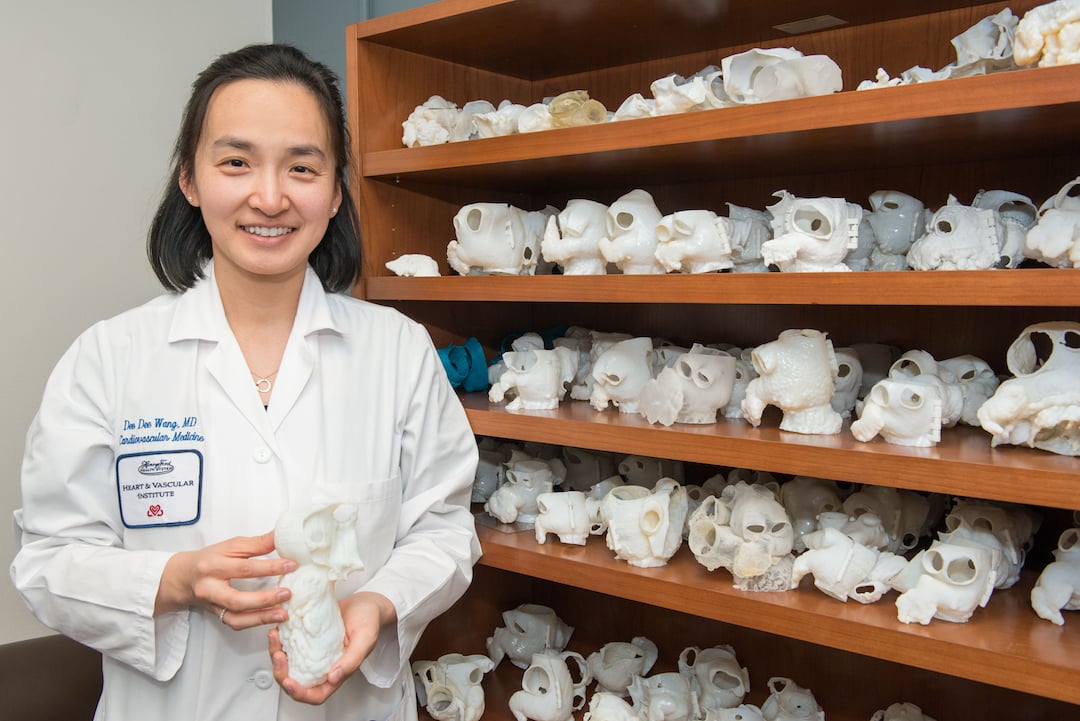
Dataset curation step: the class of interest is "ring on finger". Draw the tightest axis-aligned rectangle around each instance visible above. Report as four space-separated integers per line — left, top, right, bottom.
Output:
219 607 228 624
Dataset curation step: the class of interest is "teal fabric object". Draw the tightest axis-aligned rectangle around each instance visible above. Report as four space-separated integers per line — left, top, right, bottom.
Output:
438 337 489 392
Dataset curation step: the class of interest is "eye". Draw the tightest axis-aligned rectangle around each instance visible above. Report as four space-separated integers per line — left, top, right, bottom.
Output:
227 158 246 168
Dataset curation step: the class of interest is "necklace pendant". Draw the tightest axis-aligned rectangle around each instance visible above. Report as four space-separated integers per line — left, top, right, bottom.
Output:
255 377 273 393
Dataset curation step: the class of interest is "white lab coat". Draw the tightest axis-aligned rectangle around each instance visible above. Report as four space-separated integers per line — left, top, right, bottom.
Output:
11 262 481 721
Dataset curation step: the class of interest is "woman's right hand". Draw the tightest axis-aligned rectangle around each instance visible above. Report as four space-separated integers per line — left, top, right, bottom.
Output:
154 531 297 630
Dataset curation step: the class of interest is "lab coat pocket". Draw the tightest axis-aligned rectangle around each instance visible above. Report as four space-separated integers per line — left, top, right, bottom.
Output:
311 473 401 506
316 474 402 592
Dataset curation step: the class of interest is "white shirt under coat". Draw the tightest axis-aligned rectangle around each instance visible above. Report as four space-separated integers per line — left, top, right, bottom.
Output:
11 261 481 721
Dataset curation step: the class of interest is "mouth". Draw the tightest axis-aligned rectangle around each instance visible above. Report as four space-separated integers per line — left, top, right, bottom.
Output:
241 225 295 238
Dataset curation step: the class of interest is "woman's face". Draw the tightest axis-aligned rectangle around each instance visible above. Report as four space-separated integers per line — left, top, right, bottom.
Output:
181 79 342 287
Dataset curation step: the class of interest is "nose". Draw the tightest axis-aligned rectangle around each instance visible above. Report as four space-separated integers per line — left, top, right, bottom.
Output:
248 170 289 215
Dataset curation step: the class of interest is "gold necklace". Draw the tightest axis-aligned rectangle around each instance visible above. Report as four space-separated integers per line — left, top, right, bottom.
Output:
253 367 280 394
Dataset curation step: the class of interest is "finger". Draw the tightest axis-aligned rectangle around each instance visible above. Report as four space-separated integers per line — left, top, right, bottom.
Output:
282 675 339 706
224 607 287 631
220 532 278 558
221 555 297 580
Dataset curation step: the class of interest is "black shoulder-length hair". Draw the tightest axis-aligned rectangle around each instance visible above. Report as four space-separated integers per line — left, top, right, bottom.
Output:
148 43 361 293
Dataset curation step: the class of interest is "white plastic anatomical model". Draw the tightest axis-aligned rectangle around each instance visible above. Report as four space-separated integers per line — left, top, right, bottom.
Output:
778 476 843 552
891 540 998 624
721 48 842 104
949 8 1020 77
654 210 734 273
742 329 843 435
385 253 441 277
1014 0 1080 67
628 672 698 721
412 653 495 721
473 100 527 139
678 645 750 714
841 485 934 554
561 446 618 493
639 346 737 426
760 677 824 721
542 199 611 275
830 347 864 418
584 693 640 721
402 95 459 147
649 73 708 115
487 604 573 669
686 482 796 592
977 321 1080 455
599 479 688 568
274 503 364 687
509 650 591 721
762 191 861 272
1024 176 1080 267
534 490 604 545
599 189 666 274
791 524 907 603
728 204 772 273
866 190 929 271
907 199 1013 270
447 203 550 276
852 376 943 447
587 637 659 697
591 337 656 414
939 354 1000 426
888 349 965 427
484 458 563 525
871 702 938 721
1031 528 1080 624
489 347 579 411
722 356 756 419
618 455 686 487
941 498 1040 590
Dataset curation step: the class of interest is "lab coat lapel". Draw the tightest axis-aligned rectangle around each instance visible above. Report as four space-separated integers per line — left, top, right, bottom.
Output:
169 263 281 451
264 267 342 433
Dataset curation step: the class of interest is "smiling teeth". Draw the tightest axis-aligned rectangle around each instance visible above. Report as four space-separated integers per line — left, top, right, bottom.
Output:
243 226 293 237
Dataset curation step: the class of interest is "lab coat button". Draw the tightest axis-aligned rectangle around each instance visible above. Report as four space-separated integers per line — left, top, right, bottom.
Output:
253 669 274 690
253 446 272 463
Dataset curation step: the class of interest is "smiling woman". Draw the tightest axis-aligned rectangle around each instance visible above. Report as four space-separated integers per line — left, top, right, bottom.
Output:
11 43 480 721
181 80 342 291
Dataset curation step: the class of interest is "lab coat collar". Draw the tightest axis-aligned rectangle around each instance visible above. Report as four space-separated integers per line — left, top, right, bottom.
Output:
167 261 344 444
167 261 342 342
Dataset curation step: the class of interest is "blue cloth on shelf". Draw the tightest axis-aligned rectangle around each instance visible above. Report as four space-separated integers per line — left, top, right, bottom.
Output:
437 336 489 392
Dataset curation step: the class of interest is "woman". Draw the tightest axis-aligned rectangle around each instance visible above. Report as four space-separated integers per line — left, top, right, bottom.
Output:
11 43 480 720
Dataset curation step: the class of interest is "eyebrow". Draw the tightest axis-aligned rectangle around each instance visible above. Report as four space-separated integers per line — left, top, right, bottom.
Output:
211 136 328 161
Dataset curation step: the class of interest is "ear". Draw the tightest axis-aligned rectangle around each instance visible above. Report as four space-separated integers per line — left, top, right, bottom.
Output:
331 184 343 217
178 168 199 207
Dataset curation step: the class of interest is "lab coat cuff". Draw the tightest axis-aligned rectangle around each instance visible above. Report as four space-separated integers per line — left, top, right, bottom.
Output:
356 584 405 688
132 550 190 680
150 609 190 681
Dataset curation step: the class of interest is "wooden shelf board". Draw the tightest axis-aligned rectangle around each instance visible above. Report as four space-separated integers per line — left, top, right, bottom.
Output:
360 66 1080 186
475 523 1080 704
462 396 1080 511
365 268 1080 306
352 0 1002 79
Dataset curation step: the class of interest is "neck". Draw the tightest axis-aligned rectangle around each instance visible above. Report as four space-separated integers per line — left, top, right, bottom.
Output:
214 262 306 380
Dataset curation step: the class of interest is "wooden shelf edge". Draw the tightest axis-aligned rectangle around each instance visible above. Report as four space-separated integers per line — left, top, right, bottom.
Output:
474 524 1080 704
462 398 1080 511
365 269 1080 307
361 66 1080 177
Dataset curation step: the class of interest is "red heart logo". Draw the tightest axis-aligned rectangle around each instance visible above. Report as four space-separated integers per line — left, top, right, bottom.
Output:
148 504 164 517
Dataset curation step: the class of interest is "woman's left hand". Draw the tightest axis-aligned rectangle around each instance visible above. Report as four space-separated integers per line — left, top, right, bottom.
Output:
269 591 397 705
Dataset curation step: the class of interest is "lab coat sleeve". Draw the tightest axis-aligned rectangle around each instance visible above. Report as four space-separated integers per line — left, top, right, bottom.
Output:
9 325 188 681
357 320 481 687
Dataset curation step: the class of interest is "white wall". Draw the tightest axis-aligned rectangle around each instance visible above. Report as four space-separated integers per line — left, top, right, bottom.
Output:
0 0 272 644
